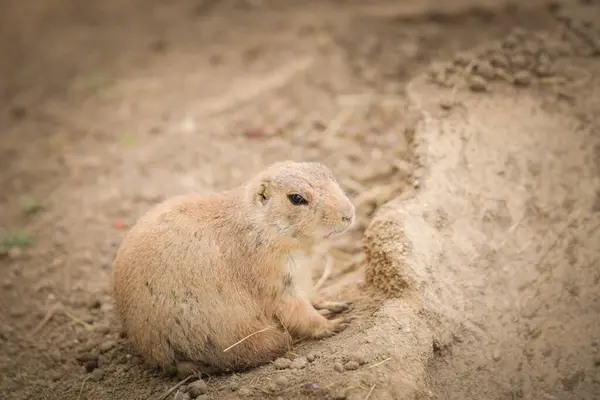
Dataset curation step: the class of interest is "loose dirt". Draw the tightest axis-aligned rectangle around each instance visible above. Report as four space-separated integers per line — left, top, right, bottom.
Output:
1 0 599 399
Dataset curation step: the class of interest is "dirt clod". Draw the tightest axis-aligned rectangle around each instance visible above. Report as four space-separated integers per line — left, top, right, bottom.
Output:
275 376 289 386
349 353 367 365
513 70 532 86
344 361 360 371
468 75 488 92
50 370 64 382
290 357 307 369
188 380 208 397
90 368 105 382
273 357 292 369
474 61 495 80
334 362 344 373
93 324 111 335
98 340 117 353
306 353 317 362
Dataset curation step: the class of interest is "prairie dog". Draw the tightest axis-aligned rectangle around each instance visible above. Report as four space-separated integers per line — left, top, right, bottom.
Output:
112 161 355 374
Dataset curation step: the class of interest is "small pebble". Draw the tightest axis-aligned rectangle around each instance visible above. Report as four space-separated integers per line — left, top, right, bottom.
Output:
350 353 367 365
290 357 307 369
489 53 509 68
273 357 292 369
90 368 105 382
228 381 239 391
492 349 501 361
534 64 552 77
188 380 208 397
237 388 251 396
474 61 495 80
265 382 278 392
468 75 488 92
510 53 528 69
333 390 348 400
306 353 316 363
49 349 62 362
344 361 360 371
502 35 519 49
453 52 473 66
275 376 289 386
334 362 344 373
93 324 111 335
50 370 64 382
514 70 532 86
439 99 455 110
99 340 116 353
77 353 98 363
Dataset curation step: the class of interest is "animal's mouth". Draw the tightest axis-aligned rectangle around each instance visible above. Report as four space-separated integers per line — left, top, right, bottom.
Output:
324 223 352 238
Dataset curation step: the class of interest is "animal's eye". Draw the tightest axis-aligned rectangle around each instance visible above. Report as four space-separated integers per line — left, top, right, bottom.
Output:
287 193 308 206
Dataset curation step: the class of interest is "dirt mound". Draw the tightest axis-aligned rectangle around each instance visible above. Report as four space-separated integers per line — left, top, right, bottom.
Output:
363 2 600 398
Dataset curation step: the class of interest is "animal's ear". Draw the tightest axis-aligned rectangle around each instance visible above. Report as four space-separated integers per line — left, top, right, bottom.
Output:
255 180 271 205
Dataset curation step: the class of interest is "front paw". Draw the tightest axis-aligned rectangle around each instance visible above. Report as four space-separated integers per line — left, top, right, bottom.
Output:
312 300 352 313
310 317 349 339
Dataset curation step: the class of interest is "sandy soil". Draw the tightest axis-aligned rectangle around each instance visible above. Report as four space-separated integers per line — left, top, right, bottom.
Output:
0 0 599 399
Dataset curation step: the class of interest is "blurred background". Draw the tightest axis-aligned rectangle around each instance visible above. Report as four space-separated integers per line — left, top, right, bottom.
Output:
1 0 599 399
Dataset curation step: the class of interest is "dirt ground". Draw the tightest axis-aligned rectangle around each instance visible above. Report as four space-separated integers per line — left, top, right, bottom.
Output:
1 0 599 399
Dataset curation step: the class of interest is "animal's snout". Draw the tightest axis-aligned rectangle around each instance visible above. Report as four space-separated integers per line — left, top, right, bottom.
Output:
341 215 353 223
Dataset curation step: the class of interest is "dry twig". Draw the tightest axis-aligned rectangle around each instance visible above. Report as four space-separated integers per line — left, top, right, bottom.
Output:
157 375 195 400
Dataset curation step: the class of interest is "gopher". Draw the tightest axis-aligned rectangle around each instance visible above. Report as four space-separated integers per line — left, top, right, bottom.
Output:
112 161 355 374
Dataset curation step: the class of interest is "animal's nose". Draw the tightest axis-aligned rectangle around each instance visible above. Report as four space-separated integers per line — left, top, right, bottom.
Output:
342 215 353 223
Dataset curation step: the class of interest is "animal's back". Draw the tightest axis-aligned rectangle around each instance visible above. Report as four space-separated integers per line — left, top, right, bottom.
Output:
112 192 290 370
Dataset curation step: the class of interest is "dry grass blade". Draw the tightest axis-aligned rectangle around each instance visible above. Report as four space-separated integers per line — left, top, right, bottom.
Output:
156 375 195 400
313 254 333 292
31 304 61 334
364 384 376 400
77 376 90 400
65 312 93 330
367 357 391 369
223 326 274 352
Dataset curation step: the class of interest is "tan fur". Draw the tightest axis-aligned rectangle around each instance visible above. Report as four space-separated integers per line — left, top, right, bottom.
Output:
112 161 355 373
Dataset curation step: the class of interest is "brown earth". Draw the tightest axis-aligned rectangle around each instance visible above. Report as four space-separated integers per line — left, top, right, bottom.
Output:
1 0 599 399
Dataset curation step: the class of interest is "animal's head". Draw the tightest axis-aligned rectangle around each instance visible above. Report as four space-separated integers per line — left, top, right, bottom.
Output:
247 161 355 247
